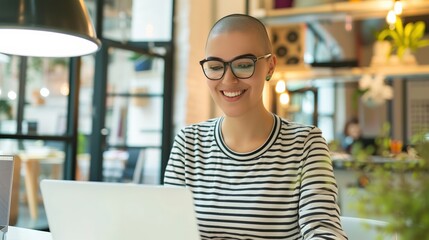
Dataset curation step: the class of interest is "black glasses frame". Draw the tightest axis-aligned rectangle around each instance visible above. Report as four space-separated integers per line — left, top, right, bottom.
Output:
199 53 272 80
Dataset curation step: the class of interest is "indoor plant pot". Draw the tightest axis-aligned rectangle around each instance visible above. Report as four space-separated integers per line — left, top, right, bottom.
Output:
377 17 429 65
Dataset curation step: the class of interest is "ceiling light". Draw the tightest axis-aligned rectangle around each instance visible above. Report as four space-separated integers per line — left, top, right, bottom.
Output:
279 92 290 105
7 91 16 100
0 0 101 57
40 87 50 97
386 9 397 26
275 80 286 93
393 0 403 15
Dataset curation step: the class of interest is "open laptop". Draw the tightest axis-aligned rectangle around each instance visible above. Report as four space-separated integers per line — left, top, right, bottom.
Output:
0 155 14 240
40 180 200 240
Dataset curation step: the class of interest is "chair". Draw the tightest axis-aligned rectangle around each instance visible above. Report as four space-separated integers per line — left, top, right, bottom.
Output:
340 216 398 240
19 149 64 220
0 155 20 228
9 155 21 226
121 148 145 183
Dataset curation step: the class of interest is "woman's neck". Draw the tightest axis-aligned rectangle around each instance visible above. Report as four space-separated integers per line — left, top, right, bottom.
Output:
221 109 274 153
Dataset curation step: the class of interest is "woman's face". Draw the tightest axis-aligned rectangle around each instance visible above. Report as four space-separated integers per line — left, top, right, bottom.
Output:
204 30 275 118
347 123 361 139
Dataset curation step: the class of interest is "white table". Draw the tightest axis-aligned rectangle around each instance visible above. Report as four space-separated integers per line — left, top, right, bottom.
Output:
4 226 52 240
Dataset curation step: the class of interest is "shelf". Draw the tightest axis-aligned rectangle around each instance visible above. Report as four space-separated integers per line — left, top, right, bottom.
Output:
337 64 429 79
259 1 429 82
272 64 429 82
261 0 429 24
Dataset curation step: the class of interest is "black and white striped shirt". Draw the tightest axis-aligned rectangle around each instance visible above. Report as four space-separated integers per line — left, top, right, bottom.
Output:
164 115 348 240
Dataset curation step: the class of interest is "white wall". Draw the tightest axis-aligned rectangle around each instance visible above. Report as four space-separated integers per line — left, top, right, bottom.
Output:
173 0 247 131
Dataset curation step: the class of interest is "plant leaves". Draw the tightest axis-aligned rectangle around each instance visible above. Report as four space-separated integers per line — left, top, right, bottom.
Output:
403 22 414 47
377 29 393 41
410 21 425 40
410 21 426 49
395 17 404 39
416 39 429 48
389 30 402 48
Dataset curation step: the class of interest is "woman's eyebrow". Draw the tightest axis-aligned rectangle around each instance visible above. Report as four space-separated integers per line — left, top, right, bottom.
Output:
205 56 224 61
205 53 255 61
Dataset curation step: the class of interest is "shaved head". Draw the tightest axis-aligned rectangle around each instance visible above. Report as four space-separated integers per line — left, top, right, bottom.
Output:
206 14 272 54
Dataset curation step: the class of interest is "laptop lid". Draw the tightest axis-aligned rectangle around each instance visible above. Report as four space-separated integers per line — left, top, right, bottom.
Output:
40 180 200 240
0 155 14 238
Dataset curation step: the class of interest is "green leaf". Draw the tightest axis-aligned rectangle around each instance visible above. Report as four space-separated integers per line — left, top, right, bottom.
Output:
389 30 402 48
0 99 12 119
403 22 414 47
410 21 426 41
416 39 429 48
377 28 395 41
395 17 404 39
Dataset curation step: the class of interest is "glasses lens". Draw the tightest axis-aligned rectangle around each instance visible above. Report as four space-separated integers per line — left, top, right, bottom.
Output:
202 60 224 80
231 58 255 79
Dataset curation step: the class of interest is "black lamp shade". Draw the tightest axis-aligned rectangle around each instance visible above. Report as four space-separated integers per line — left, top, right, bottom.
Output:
0 0 101 57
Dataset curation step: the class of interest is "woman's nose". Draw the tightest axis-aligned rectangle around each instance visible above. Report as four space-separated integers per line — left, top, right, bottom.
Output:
222 66 239 83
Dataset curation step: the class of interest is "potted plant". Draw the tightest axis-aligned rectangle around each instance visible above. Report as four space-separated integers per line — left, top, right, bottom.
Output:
349 124 429 240
377 17 429 64
129 53 153 72
0 99 12 120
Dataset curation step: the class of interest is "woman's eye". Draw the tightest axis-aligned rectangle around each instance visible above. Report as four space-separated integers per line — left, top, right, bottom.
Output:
237 63 253 69
235 61 253 69
209 65 224 71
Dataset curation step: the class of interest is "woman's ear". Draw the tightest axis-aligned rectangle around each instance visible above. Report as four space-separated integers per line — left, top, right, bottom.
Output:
268 54 277 76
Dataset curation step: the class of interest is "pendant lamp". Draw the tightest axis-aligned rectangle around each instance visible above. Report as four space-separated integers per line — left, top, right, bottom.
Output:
0 0 101 57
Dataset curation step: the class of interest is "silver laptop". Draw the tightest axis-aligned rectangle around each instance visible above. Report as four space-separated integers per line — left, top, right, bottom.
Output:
40 180 200 240
0 155 14 240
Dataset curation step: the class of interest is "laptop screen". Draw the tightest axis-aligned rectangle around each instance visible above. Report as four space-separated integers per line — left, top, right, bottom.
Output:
0 155 14 236
40 180 201 240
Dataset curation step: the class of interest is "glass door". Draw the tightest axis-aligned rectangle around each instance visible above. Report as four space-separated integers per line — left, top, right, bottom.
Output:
275 86 319 126
103 48 166 184
86 0 175 184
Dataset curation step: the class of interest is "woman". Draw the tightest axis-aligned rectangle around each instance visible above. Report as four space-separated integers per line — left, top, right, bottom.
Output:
164 14 348 240
342 117 362 153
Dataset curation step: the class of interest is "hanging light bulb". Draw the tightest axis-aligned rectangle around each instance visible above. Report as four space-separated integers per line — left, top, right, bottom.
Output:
0 0 100 57
40 87 50 97
386 9 397 26
275 80 286 93
60 83 70 96
7 91 17 100
393 0 403 15
279 92 290 105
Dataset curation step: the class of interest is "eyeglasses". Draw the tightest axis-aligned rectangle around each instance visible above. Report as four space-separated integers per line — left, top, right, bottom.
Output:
199 53 272 80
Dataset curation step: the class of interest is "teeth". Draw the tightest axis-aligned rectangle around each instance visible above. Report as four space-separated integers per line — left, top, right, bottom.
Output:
223 90 243 98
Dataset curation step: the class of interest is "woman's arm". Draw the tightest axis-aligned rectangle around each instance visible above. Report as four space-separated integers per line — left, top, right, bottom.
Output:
298 127 348 240
163 130 187 186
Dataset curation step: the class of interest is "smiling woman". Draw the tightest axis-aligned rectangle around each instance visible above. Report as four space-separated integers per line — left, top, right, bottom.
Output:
164 14 348 240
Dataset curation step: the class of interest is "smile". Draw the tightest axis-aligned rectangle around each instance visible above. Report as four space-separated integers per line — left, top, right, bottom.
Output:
222 90 245 98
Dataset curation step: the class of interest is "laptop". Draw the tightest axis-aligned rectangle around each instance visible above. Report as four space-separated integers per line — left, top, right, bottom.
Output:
0 155 14 239
40 180 200 240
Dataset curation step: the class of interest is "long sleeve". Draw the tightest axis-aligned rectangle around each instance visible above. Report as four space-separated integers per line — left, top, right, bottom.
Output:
162 117 348 240
298 126 348 240
164 129 187 186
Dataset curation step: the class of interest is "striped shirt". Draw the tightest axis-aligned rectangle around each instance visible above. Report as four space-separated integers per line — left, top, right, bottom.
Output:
164 114 348 240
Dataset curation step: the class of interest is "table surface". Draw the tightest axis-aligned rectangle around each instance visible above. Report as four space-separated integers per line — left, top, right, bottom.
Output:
6 226 52 240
